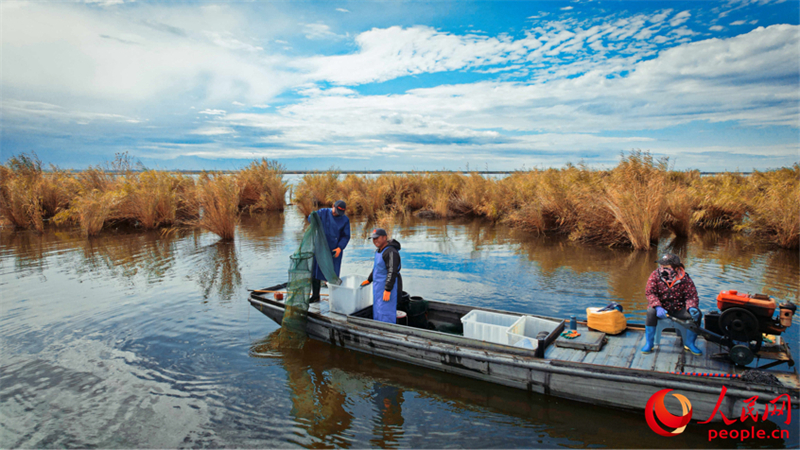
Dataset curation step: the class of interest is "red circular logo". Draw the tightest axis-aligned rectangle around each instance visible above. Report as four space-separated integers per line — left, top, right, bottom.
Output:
645 389 693 436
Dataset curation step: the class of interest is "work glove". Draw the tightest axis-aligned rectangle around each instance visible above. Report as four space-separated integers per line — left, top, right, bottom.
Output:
655 306 667 319
332 247 341 258
689 307 701 321
361 280 371 286
383 290 391 302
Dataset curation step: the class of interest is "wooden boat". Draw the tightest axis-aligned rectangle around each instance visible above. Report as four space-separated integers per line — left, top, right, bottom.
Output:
249 284 799 422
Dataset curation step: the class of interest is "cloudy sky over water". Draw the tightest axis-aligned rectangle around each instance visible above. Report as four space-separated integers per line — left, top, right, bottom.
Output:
2 0 798 171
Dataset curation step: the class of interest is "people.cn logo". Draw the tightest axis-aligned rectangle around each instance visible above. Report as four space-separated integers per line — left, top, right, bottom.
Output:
645 389 693 436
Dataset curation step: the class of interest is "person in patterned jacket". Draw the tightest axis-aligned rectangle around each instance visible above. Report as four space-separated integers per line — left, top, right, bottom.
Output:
641 253 703 355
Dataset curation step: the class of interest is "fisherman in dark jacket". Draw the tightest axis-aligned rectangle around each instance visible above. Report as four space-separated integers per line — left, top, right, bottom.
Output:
361 228 402 324
308 200 350 303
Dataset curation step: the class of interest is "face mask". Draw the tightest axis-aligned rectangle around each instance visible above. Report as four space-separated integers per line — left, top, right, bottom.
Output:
659 266 677 283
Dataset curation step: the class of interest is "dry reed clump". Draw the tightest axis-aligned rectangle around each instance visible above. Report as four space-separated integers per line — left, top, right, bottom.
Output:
237 159 288 213
689 172 749 229
500 153 671 249
418 173 465 218
293 171 341 217
191 174 242 241
0 153 75 232
742 164 800 249
383 174 426 214
450 173 492 216
54 166 197 236
468 174 515 222
65 189 121 237
503 171 552 233
337 174 388 217
53 164 118 236
116 170 198 229
596 152 669 249
53 159 125 236
661 170 699 238
504 168 584 234
0 163 44 232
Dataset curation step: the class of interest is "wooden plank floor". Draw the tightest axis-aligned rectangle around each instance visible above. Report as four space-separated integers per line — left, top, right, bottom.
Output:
545 329 736 375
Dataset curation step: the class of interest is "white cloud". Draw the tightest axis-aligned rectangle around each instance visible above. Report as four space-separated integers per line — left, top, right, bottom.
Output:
2 2 293 107
649 9 673 24
561 6 574 11
730 20 747 25
204 31 263 52
669 11 691 27
190 127 235 135
83 0 129 6
210 24 800 161
297 86 358 97
294 26 537 84
303 23 342 40
3 99 141 124
669 26 699 38
4 2 796 170
336 8 349 13
294 11 702 87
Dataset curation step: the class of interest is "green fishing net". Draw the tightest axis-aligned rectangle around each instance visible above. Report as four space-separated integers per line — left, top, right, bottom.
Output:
280 211 342 347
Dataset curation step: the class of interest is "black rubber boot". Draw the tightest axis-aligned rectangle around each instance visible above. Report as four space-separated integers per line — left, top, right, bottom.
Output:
310 278 321 303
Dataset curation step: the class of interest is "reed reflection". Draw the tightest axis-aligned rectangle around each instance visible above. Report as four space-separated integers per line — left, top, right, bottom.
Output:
764 250 800 303
1 229 51 276
689 231 799 301
250 331 354 448
0 227 191 284
237 213 286 255
78 229 186 284
193 241 241 302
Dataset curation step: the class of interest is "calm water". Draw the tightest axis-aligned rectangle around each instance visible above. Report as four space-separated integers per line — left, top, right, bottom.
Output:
1 207 798 449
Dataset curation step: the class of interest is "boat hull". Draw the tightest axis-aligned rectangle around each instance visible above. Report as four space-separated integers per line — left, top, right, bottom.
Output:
249 295 799 423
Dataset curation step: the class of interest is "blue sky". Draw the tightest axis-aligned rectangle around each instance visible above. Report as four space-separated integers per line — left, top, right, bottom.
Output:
2 0 798 171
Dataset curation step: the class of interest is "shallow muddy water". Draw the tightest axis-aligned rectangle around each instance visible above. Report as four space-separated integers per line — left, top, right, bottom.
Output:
1 207 797 448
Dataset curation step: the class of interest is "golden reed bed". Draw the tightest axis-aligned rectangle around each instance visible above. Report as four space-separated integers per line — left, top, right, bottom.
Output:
1 152 797 249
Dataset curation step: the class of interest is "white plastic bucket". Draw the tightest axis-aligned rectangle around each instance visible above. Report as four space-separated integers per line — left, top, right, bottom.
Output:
329 275 373 315
460 310 519 345
506 315 561 349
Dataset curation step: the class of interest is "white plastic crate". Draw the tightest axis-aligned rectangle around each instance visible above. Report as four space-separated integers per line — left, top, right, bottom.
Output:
329 275 373 315
506 315 561 350
460 310 520 345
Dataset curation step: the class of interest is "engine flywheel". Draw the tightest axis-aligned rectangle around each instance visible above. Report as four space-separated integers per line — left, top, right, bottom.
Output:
719 307 762 353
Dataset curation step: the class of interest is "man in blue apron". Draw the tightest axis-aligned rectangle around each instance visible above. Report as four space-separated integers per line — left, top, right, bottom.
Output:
361 228 402 323
309 200 350 303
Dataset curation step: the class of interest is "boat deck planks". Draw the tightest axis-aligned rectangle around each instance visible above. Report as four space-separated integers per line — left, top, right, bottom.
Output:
581 330 638 367
653 335 684 373
681 338 732 375
545 327 733 375
544 343 587 362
